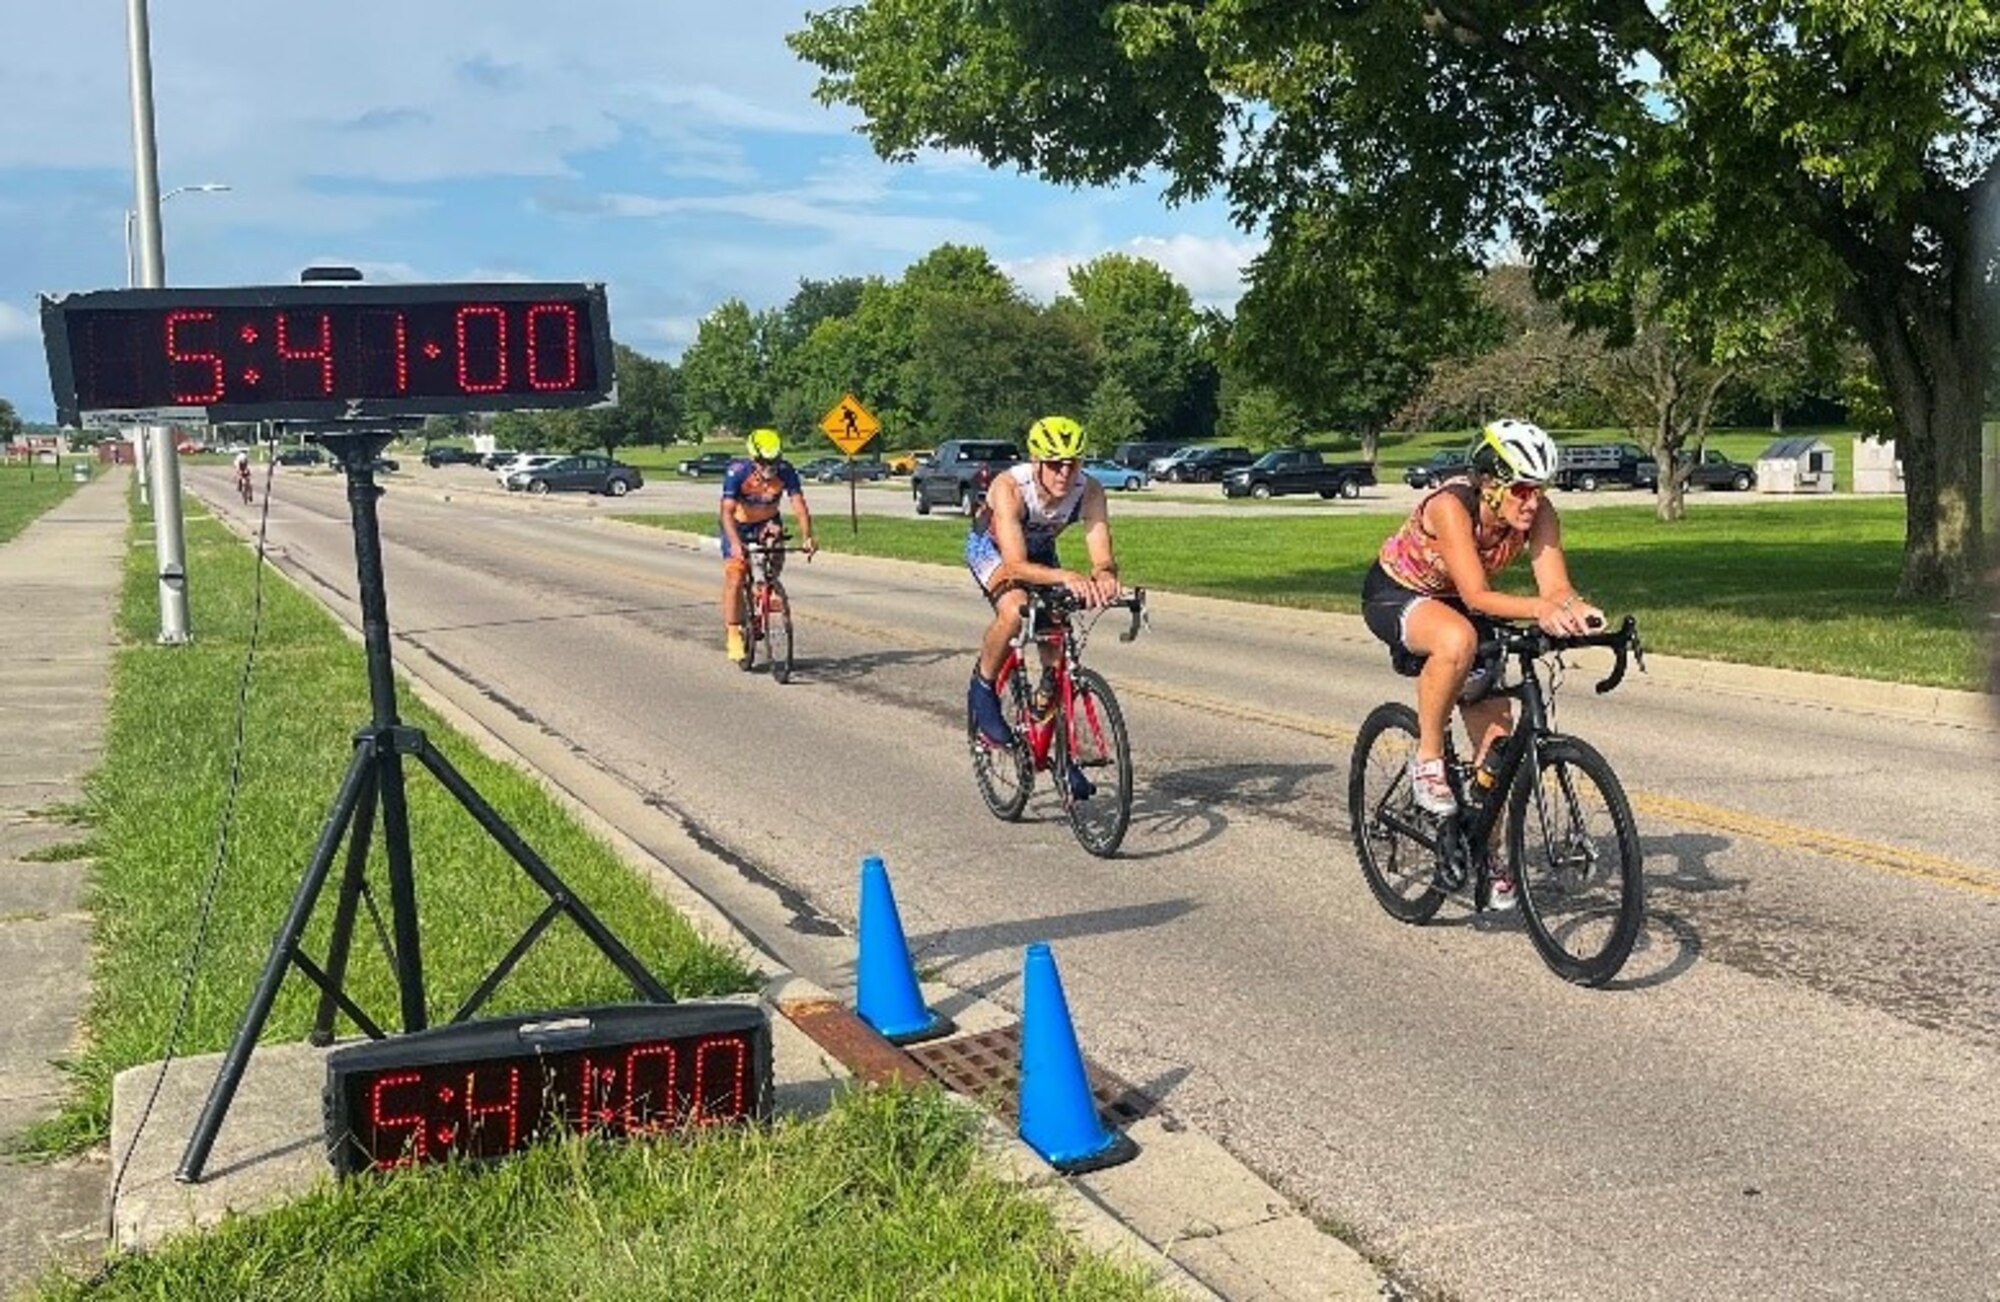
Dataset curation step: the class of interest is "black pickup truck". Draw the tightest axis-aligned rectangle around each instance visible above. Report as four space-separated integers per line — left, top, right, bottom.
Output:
1664 448 1757 492
910 439 1021 515
1221 448 1377 500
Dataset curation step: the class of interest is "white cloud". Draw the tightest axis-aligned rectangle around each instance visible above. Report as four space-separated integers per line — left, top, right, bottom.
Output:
1002 233 1262 310
0 302 34 343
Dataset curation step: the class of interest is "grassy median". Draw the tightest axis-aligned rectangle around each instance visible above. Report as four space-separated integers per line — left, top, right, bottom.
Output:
0 461 89 543
24 494 1163 1299
628 497 1985 690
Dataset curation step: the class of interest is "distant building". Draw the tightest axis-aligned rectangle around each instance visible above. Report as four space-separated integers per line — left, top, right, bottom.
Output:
1755 435 1835 494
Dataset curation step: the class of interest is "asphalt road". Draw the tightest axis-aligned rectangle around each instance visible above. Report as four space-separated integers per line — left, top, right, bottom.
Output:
198 462 2000 1301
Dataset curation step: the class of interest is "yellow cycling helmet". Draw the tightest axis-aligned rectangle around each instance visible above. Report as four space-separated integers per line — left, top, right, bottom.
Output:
1025 415 1086 461
746 428 783 461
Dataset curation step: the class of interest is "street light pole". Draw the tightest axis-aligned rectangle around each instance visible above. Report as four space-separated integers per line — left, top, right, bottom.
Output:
126 0 190 643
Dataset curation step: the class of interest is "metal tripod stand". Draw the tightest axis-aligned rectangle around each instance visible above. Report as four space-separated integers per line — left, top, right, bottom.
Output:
177 429 671 1183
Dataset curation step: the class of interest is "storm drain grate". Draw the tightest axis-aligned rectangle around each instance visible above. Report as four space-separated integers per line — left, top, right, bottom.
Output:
905 1023 1154 1127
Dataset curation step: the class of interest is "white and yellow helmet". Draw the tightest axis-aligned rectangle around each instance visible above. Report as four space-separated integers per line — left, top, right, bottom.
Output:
1471 418 1556 484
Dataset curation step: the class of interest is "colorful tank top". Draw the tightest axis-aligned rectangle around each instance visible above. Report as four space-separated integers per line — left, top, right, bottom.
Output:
1378 478 1528 596
721 457 803 527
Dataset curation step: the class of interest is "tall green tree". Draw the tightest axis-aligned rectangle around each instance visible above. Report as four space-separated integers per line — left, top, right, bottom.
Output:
678 299 769 438
600 344 681 451
793 1 2000 597
907 296 1096 439
1061 254 1201 436
0 397 23 446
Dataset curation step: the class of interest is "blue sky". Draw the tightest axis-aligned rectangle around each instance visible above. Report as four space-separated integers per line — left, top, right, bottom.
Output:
0 2 1259 424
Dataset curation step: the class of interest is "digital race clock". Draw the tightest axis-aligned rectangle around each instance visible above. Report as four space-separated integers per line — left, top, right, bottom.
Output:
40 281 615 427
323 1002 772 1176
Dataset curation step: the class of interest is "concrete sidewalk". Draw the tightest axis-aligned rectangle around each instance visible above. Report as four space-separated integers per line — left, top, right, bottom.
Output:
0 468 130 1298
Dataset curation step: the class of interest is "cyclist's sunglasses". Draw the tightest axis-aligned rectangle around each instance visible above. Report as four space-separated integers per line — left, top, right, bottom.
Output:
1504 481 1546 502
1039 457 1081 472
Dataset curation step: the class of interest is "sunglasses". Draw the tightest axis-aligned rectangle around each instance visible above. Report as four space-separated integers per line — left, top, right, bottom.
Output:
1505 481 1546 502
1040 457 1081 472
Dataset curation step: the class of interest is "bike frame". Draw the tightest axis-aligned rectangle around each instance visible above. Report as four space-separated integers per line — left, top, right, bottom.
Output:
1001 591 1134 773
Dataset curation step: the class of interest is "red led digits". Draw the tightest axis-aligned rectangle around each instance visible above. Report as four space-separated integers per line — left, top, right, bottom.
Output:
621 1042 677 1133
693 1035 749 1123
394 311 410 393
526 302 580 390
276 312 336 395
164 310 225 404
461 1065 521 1152
368 1070 427 1168
456 304 508 393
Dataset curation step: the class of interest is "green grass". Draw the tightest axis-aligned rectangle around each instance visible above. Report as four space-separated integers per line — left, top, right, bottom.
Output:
12 505 758 1158
34 1086 1162 1301
623 499 1984 689
0 461 91 543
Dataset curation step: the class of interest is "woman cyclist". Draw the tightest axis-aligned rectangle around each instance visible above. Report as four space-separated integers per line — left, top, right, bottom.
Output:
1360 419 1603 904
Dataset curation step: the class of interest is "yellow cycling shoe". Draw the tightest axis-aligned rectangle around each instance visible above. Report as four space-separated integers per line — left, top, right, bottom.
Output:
725 626 747 664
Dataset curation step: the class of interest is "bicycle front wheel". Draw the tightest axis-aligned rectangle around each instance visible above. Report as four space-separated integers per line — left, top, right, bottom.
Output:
970 658 1033 820
1348 702 1445 923
1507 735 1644 986
736 585 759 674
767 580 794 684
1057 668 1133 857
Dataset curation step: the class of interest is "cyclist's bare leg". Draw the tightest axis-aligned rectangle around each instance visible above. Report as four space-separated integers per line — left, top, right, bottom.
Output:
1402 599 1477 762
977 587 1029 682
722 558 749 632
1459 697 1514 765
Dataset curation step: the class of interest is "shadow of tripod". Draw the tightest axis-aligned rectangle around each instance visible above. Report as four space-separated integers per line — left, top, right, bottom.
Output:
177 429 671 1183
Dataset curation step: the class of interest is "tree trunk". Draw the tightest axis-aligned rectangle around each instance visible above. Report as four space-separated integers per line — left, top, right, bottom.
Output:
1361 426 1381 465
1771 405 1784 433
1846 281 1988 600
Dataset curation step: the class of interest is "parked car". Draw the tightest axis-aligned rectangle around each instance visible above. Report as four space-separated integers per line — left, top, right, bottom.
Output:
1222 448 1376 500
1403 450 1469 489
814 457 889 483
1659 447 1756 492
795 456 845 481
495 453 561 484
1156 444 1255 483
885 448 934 475
422 445 482 467
478 448 521 470
910 439 1021 515
1083 458 1148 491
678 451 738 477
508 453 645 496
273 446 323 467
1108 440 1181 472
1552 442 1651 491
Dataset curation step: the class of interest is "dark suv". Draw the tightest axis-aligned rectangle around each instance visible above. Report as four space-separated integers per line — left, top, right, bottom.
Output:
1108 440 1181 471
1160 445 1255 483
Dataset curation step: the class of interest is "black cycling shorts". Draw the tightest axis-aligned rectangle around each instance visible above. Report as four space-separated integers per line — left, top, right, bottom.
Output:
1361 561 1495 680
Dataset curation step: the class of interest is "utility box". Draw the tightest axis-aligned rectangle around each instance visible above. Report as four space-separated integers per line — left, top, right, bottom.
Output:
71 461 89 483
1852 438 1903 494
1755 436 1836 494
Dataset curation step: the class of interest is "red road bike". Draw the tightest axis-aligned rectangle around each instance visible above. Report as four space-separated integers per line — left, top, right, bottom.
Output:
971 586 1147 856
736 535 797 683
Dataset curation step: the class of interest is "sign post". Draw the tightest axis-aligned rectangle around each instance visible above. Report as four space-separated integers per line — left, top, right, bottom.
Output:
819 393 880 533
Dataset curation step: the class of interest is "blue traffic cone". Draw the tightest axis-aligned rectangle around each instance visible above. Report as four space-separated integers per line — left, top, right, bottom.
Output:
854 854 952 1044
1017 942 1138 1173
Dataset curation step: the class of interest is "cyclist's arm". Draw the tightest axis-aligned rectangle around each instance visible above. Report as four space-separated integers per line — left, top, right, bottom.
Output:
1429 492 1568 630
1075 482 1119 604
781 464 817 553
718 464 749 556
1524 502 1601 633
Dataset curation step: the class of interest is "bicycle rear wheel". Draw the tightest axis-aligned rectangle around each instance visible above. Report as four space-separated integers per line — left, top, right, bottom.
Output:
970 658 1033 820
1348 703 1445 923
767 579 794 684
1057 668 1133 856
1506 735 1644 986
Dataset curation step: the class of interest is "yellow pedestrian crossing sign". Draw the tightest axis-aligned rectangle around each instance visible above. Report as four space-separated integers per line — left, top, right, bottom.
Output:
820 394 880 454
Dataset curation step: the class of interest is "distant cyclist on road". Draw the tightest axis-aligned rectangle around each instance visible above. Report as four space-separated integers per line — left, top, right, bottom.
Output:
1360 419 1602 906
233 448 252 503
965 416 1120 763
720 428 816 665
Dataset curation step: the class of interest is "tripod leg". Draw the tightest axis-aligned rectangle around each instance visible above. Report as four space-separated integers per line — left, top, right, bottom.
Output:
412 738 673 1004
309 766 380 1046
177 744 374 1184
375 745 427 1033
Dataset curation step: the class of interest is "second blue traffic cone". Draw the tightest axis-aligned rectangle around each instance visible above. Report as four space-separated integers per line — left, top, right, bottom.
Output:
854 853 952 1044
1017 942 1137 1174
